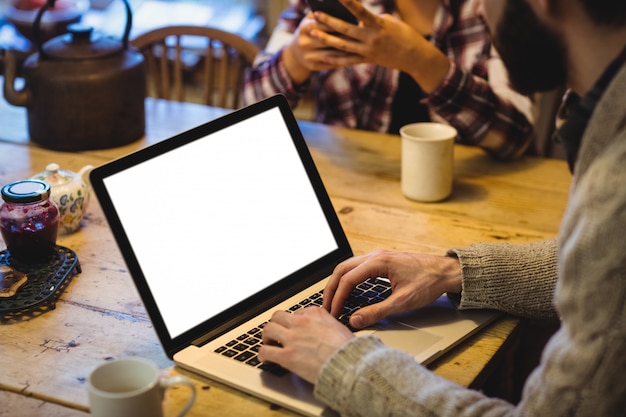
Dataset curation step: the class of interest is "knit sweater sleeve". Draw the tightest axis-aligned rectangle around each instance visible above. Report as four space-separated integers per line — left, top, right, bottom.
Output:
314 241 560 417
315 335 513 417
314 115 626 417
447 239 559 320
314 65 626 417
315 240 556 417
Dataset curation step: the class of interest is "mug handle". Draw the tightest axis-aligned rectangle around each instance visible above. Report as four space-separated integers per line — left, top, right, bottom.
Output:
160 375 197 417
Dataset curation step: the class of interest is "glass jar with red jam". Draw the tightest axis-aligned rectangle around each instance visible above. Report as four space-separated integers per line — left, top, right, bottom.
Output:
1 180 60 262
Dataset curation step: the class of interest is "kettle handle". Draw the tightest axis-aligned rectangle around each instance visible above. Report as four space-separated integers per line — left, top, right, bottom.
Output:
78 165 95 188
33 0 133 58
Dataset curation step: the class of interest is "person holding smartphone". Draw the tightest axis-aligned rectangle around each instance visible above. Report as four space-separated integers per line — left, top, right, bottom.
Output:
243 0 535 160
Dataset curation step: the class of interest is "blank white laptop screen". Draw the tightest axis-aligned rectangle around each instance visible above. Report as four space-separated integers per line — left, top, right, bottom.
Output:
101 107 338 338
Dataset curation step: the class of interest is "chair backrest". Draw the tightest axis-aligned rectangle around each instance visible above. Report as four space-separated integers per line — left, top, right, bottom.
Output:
130 25 260 109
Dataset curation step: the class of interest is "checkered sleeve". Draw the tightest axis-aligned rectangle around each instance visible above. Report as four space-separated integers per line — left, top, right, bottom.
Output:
242 52 311 108
424 62 534 160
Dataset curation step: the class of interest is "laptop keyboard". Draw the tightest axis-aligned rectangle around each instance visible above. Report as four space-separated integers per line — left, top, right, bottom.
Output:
213 277 392 376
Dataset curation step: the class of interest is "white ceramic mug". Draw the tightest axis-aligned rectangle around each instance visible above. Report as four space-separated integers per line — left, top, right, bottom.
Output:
87 358 196 417
400 122 457 202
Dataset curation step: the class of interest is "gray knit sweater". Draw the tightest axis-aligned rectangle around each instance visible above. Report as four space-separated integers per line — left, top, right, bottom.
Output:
313 63 626 416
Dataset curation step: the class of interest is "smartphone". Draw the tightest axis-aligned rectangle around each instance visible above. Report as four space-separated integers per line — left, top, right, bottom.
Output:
307 0 358 24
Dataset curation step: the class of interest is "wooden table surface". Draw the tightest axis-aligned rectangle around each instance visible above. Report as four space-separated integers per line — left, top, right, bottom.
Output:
0 96 571 416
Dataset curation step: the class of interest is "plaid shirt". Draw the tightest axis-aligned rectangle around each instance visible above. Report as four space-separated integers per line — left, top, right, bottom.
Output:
243 0 534 160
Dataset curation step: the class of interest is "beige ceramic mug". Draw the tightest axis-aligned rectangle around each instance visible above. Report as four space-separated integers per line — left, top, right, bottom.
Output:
400 122 457 202
87 357 196 417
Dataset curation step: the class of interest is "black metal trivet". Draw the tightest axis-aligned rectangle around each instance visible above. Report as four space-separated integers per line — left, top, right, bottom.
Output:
0 246 81 324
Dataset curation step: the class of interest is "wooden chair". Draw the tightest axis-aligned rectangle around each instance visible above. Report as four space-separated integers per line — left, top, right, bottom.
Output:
131 25 260 109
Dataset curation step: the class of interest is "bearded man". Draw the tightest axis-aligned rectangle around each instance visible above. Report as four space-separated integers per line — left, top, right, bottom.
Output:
258 1 626 416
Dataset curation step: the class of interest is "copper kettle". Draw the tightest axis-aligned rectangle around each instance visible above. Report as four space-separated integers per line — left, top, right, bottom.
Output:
2 0 146 150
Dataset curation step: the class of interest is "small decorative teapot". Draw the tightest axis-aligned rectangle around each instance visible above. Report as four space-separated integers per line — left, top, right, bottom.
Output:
31 163 93 234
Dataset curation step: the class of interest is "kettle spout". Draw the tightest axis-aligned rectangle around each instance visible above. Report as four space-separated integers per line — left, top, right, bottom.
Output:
1 48 31 107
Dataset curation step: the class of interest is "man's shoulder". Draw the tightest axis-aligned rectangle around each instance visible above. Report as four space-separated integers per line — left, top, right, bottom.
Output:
576 63 626 175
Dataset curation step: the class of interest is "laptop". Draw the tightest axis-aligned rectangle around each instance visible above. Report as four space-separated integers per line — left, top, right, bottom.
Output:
90 94 499 417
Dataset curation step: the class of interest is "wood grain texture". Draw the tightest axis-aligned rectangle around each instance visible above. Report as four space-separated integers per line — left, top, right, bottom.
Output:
0 97 570 416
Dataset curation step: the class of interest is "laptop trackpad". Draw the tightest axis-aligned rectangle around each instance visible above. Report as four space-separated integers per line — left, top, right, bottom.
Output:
369 320 442 358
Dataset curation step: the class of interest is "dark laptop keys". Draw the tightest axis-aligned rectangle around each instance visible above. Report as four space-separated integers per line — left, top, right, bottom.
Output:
216 278 391 376
337 278 392 331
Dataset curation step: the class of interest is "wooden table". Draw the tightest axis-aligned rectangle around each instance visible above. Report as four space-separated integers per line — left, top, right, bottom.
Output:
0 96 570 416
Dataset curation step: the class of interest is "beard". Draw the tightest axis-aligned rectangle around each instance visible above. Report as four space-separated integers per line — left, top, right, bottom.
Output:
493 0 568 95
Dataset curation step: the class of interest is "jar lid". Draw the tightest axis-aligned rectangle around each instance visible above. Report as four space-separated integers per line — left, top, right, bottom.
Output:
1 180 51 203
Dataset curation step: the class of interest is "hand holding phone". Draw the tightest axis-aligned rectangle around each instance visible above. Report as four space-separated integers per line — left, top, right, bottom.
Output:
306 0 358 25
